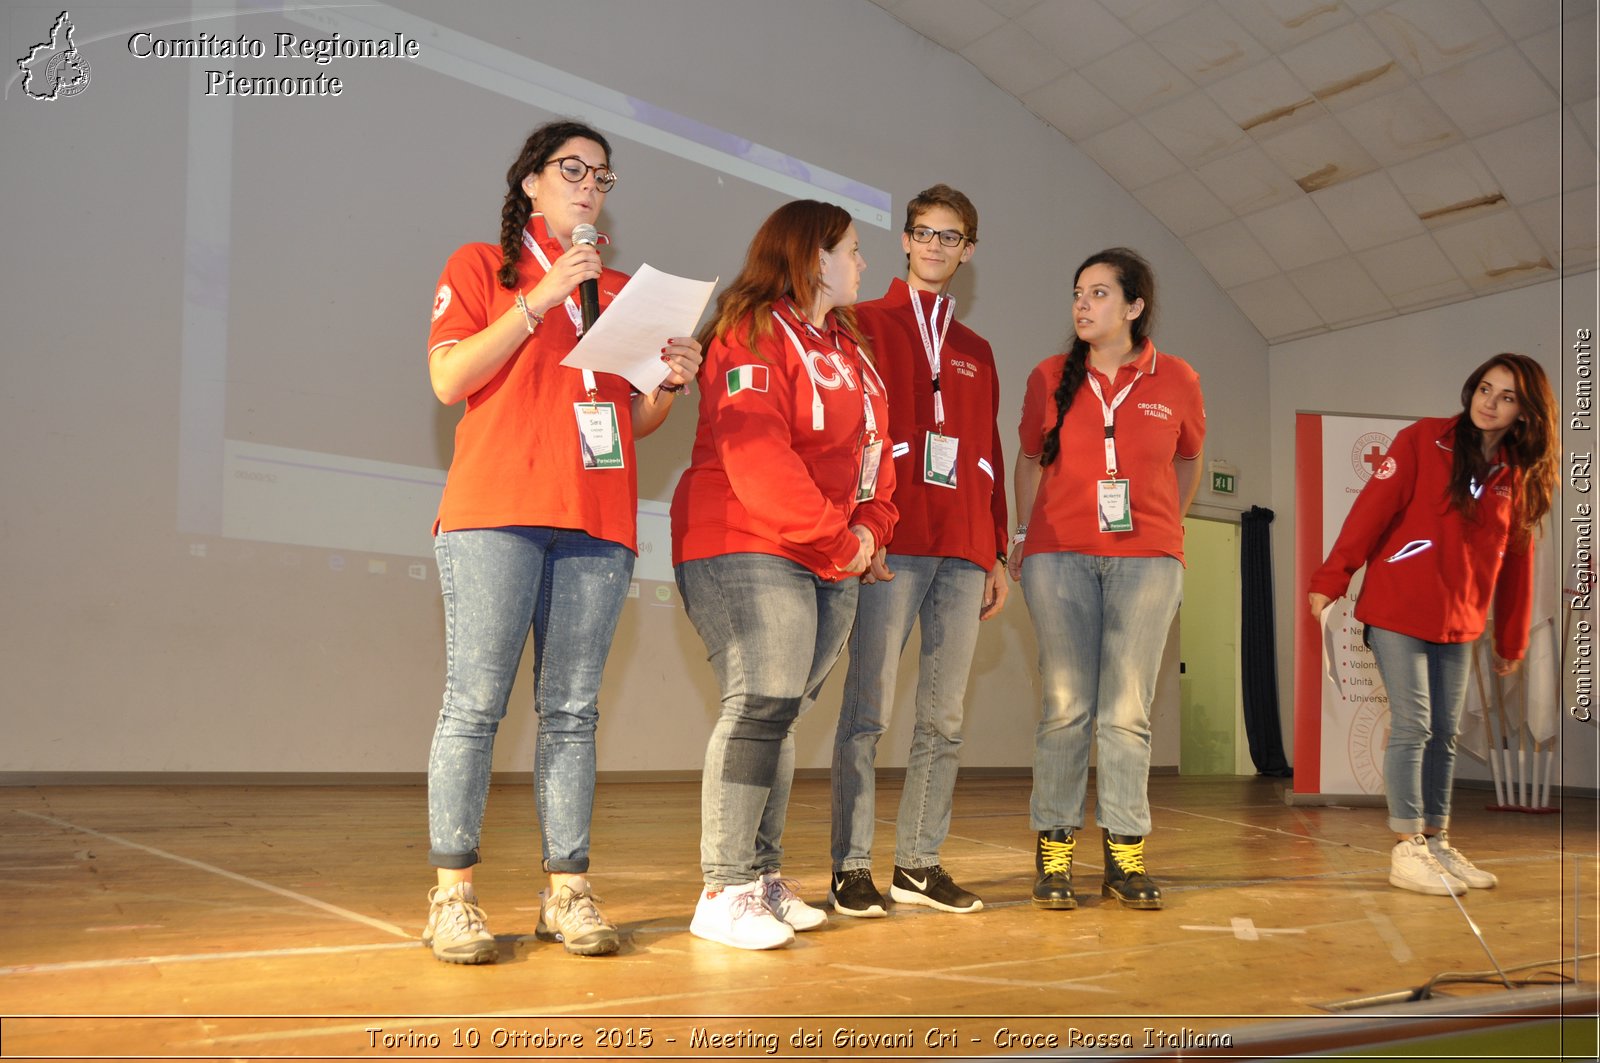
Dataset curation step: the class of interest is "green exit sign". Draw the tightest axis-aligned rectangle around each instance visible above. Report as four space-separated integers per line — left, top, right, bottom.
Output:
1212 471 1236 494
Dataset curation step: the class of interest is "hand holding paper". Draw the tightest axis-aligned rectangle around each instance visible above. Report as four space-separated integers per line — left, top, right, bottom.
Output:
560 264 717 393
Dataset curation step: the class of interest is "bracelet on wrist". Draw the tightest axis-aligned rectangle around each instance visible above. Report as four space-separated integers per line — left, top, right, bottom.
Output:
514 292 543 334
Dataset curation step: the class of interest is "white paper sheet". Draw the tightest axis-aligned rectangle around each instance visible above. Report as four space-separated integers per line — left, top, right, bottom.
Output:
560 263 717 393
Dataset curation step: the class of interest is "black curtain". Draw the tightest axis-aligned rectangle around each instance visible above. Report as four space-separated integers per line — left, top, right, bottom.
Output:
1241 505 1292 777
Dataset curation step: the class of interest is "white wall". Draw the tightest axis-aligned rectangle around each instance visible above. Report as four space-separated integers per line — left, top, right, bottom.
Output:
0 0 1265 775
1267 274 1599 790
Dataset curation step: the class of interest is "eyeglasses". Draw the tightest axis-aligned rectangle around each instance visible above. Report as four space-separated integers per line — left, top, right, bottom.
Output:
546 156 617 192
907 226 969 248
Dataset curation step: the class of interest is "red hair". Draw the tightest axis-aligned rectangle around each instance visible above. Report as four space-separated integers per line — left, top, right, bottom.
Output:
701 200 868 358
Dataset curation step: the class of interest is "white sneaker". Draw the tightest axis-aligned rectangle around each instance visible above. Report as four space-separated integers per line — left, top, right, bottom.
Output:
1390 834 1467 895
691 881 795 950
1426 831 1498 889
760 870 828 931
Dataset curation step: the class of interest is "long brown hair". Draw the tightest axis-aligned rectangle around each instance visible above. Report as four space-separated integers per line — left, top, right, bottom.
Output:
1039 248 1156 467
1450 353 1558 546
495 120 613 290
701 200 869 359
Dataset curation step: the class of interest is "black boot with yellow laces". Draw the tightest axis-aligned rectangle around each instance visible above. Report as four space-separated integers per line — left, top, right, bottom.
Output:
1101 832 1162 910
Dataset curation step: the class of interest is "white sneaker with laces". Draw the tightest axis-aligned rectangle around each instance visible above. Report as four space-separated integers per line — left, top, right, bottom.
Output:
691 880 795 950
1426 831 1498 889
1390 834 1466 896
760 870 828 931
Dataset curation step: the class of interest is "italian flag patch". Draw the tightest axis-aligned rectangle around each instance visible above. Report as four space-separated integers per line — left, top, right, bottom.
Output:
726 364 769 395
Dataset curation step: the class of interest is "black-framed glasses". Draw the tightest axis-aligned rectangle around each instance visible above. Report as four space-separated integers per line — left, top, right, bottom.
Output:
907 226 969 247
546 156 617 192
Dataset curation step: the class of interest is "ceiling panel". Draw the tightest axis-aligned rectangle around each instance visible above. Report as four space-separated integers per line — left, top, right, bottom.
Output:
871 0 1597 341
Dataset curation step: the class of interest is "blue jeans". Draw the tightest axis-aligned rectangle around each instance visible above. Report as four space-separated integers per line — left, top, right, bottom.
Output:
1022 551 1183 836
677 554 858 889
831 554 985 870
1365 625 1472 834
428 527 633 873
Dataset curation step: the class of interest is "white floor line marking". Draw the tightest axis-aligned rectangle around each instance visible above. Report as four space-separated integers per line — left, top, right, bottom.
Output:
1178 917 1306 941
1151 804 1389 855
1363 907 1414 964
15 811 412 940
0 941 418 976
185 984 792 1046
832 962 1117 994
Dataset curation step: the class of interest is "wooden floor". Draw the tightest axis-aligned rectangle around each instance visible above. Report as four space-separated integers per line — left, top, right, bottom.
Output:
0 775 1594 1060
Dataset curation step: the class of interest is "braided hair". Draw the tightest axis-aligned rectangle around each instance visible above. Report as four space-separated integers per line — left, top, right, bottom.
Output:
495 120 613 291
1039 248 1156 467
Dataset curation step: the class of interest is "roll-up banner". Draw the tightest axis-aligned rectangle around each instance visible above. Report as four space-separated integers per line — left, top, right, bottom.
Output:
1292 411 1416 802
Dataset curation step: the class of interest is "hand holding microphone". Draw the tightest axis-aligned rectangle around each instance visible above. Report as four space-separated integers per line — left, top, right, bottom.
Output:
522 225 603 323
572 222 602 332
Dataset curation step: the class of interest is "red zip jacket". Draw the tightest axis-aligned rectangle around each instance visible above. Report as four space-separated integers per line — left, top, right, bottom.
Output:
671 304 898 579
854 279 1007 569
1310 415 1534 659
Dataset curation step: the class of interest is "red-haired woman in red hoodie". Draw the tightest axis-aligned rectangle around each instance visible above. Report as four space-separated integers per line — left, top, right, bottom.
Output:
1310 353 1557 896
672 200 897 951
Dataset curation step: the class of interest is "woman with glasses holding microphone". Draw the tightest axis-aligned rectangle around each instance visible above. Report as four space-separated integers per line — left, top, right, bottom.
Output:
421 120 701 964
672 200 897 950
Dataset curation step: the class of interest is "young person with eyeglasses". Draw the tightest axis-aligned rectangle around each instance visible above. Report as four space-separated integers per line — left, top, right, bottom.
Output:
827 185 1008 918
1309 354 1557 896
1008 248 1203 913
420 120 701 964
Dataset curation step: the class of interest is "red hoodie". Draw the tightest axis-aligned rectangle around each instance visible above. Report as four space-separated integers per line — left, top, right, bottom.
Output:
671 303 897 579
1310 415 1533 659
853 279 1007 569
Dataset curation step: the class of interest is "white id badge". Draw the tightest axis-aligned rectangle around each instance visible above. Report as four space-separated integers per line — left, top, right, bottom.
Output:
574 402 624 470
1096 478 1133 533
856 438 884 502
923 432 959 488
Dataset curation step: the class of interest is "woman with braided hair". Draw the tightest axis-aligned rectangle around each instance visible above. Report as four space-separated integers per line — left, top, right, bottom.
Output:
420 120 701 963
1006 248 1204 913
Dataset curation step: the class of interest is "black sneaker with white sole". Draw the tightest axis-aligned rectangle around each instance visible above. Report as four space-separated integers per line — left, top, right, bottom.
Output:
889 864 983 914
828 868 887 918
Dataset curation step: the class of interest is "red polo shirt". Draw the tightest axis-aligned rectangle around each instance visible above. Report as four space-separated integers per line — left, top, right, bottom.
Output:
428 215 639 550
1018 340 1204 563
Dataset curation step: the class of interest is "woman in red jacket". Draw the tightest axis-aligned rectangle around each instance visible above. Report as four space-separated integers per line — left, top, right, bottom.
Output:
1309 353 1557 896
672 200 897 950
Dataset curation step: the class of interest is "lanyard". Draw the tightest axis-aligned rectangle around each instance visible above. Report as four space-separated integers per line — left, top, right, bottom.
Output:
1084 367 1142 476
522 224 598 398
772 310 878 438
908 289 953 430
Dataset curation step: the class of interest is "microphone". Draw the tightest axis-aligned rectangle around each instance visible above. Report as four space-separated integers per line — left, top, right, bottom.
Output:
572 223 601 333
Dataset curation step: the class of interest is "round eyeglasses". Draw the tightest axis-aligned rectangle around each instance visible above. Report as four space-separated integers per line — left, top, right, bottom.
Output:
907 226 969 248
546 156 617 192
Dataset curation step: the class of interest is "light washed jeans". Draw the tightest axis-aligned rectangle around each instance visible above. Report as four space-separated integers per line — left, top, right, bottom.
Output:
1022 551 1183 837
831 554 986 870
1365 624 1473 835
677 554 858 889
428 527 633 873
